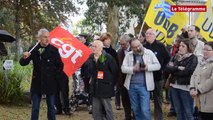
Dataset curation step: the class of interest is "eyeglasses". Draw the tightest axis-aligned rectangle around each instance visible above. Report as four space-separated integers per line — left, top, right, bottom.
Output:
145 33 154 36
203 49 213 51
89 45 97 48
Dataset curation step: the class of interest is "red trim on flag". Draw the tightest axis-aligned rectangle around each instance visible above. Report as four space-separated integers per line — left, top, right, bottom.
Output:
171 5 206 12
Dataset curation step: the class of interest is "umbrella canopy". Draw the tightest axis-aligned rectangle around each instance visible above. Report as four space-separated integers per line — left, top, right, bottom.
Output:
0 30 16 42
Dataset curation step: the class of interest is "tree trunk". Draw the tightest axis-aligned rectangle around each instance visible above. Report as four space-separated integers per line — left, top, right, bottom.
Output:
28 0 36 44
107 5 119 48
14 0 21 61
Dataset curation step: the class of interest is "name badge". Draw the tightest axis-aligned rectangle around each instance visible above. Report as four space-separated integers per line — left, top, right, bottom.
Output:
97 71 104 79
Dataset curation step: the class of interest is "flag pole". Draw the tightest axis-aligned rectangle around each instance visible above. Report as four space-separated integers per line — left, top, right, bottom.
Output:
138 21 145 39
137 0 151 39
29 42 39 53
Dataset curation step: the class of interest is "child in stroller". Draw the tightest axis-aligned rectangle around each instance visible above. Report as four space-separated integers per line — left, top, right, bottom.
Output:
70 68 90 112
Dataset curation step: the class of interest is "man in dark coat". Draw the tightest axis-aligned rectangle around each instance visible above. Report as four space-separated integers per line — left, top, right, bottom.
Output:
79 34 93 114
88 40 118 120
143 28 171 120
19 28 63 120
55 71 71 115
78 33 90 46
117 34 133 120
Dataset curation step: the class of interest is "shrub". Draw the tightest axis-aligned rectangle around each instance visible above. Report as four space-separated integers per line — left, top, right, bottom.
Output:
0 61 32 104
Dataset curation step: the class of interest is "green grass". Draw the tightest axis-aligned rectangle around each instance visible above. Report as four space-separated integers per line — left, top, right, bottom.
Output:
0 61 32 104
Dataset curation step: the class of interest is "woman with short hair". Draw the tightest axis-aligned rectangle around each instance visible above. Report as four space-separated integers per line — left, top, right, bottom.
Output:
165 38 198 120
190 42 213 120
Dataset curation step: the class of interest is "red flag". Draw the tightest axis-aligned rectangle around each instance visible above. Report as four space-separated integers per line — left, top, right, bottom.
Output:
49 26 92 77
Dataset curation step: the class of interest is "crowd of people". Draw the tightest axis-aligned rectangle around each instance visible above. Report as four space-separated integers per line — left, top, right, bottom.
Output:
20 25 213 120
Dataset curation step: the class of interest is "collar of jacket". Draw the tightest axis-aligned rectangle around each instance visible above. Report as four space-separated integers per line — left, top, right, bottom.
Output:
176 53 193 61
90 51 108 63
147 39 157 45
200 56 213 65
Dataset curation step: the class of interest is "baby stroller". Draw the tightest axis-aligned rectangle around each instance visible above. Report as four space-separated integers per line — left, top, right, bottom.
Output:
70 68 89 112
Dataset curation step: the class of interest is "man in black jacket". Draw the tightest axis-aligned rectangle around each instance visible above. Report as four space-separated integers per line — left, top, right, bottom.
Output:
20 28 63 120
88 40 118 120
55 71 71 115
78 33 90 46
143 28 171 120
117 34 133 120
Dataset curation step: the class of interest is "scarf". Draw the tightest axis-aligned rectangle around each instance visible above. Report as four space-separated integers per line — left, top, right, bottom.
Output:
177 53 192 61
200 56 213 66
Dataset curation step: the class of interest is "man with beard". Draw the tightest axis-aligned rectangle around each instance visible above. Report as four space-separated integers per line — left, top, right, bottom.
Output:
121 39 161 120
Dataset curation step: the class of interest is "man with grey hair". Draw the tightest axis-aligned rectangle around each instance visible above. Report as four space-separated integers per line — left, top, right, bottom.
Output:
143 28 171 120
20 28 63 120
86 40 118 120
117 34 133 120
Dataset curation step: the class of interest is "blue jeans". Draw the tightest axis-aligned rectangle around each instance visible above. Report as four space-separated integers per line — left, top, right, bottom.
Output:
31 93 56 120
169 88 176 113
128 84 151 120
171 87 194 120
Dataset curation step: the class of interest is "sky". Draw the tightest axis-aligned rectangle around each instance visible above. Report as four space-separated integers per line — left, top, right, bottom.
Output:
69 1 88 24
60 1 88 34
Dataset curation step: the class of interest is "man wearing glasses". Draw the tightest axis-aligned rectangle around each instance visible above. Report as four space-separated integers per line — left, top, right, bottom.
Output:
143 28 171 120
